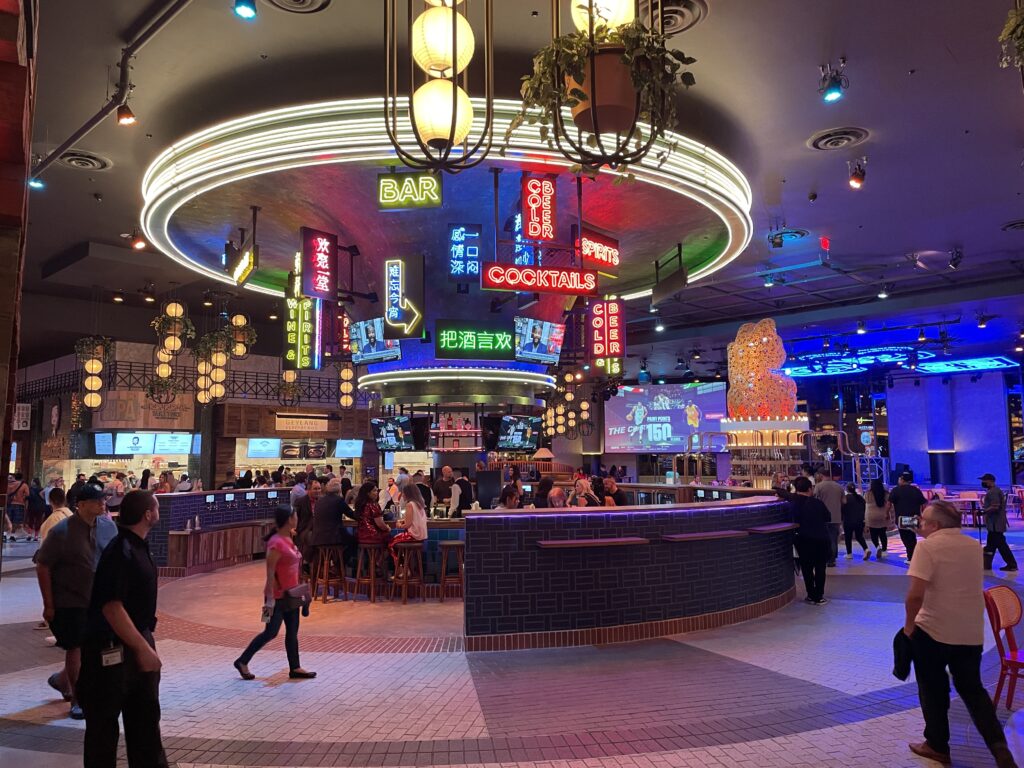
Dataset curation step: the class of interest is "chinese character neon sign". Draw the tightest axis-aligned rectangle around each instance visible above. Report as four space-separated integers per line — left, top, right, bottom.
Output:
377 171 443 211
588 300 625 361
481 264 598 296
299 227 337 302
511 212 534 266
435 319 515 361
337 309 351 355
448 223 482 281
384 257 423 338
522 176 556 242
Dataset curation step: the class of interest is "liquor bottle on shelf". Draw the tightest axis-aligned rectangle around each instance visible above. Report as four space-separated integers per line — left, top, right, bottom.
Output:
446 414 454 430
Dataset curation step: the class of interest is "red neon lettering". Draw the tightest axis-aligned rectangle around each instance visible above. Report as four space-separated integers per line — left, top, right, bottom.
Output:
482 264 597 296
523 177 556 242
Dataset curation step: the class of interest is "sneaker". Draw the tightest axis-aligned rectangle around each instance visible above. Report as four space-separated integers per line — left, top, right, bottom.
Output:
47 672 71 701
34 621 49 630
863 550 872 561
877 549 886 559
804 596 816 604
844 553 853 559
826 561 836 568
814 598 829 605
69 704 84 720
1001 565 1019 572
908 742 951 765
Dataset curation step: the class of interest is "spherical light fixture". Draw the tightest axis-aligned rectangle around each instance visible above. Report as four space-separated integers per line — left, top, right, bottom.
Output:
425 0 464 5
570 0 634 32
197 376 212 390
84 358 103 375
83 375 103 391
340 394 354 408
232 343 247 357
340 366 354 381
163 335 182 352
211 351 228 367
340 381 354 395
580 400 590 411
157 349 174 364
412 6 475 78
197 359 212 375
230 313 248 327
210 383 226 399
556 423 566 435
164 302 185 318
411 79 474 149
282 370 297 383
210 367 227 383
83 392 103 409
565 391 575 402
197 390 212 405
155 363 173 379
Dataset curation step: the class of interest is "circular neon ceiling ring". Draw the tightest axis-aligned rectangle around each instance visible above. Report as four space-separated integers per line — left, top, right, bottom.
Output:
141 98 753 297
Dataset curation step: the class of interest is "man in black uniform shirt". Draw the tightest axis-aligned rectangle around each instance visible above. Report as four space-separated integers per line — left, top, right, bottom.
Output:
789 476 832 605
890 472 927 562
77 489 168 767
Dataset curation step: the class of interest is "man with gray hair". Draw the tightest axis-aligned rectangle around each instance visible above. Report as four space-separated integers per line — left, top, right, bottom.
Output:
903 500 1017 767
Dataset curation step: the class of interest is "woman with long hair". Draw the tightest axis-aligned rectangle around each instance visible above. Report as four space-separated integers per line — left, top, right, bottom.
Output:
567 477 601 507
234 504 315 681
865 478 892 559
388 481 427 570
138 469 152 491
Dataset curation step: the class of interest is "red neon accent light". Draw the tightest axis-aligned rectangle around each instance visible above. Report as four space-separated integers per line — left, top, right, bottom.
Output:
338 310 351 354
819 236 831 252
579 228 621 270
481 263 598 296
522 176 556 242
588 300 625 359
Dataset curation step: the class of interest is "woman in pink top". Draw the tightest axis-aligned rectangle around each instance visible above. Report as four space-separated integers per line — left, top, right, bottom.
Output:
388 482 428 572
234 505 315 680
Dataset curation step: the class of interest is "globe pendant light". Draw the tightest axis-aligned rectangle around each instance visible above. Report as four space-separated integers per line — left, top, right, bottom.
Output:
385 0 494 173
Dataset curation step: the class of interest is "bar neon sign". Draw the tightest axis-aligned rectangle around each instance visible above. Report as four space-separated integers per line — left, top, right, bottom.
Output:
588 300 625 360
481 264 598 296
378 171 442 211
522 176 556 242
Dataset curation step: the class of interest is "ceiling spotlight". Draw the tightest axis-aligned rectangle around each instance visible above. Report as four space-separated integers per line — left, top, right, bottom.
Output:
819 58 848 103
763 274 775 288
856 321 866 335
269 313 278 321
130 230 147 250
1019 328 1024 339
655 322 665 332
977 312 989 329
201 293 214 308
848 158 867 190
583 363 591 371
112 291 125 304
140 283 156 303
648 305 658 314
823 337 831 350
675 357 687 370
877 283 892 300
27 177 45 190
715 370 722 379
691 349 702 360
233 0 257 19
639 359 648 372
656 378 666 385
918 328 927 343
948 248 963 270
116 103 137 126
1016 345 1024 353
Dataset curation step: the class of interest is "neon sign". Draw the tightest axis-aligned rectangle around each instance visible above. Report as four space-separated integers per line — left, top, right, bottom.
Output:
337 309 351 355
481 264 598 296
377 171 442 211
448 223 482 281
384 257 423 338
230 248 256 285
435 319 514 361
918 356 1020 374
511 212 534 266
522 176 556 242
284 296 323 371
299 227 337 302
588 300 625 361
578 227 620 272
785 345 936 377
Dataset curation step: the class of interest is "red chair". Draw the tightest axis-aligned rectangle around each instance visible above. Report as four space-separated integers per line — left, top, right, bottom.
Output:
983 585 1024 709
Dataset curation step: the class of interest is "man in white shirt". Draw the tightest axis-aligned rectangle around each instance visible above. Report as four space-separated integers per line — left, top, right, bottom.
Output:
813 471 844 566
903 500 1016 767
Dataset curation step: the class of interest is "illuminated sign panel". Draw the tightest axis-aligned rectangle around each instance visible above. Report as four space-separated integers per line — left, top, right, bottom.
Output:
578 226 620 272
588 300 625 363
510 212 534 265
227 243 258 286
299 227 337 301
917 356 1019 374
521 176 556 242
481 264 598 296
284 297 323 370
435 319 514 361
383 256 424 339
377 171 442 211
448 223 482 281
337 309 351 355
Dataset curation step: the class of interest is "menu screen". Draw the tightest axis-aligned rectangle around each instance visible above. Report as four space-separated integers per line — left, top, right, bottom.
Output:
334 439 364 458
247 438 282 459
154 433 193 453
94 433 114 455
115 433 156 455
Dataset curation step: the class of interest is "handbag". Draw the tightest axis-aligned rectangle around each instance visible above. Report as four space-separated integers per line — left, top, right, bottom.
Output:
281 582 311 611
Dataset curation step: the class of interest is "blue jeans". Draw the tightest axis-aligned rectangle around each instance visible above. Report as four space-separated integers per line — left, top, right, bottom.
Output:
237 599 300 671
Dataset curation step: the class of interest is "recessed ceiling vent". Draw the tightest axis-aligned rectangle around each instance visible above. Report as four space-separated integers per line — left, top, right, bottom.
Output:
58 150 112 171
806 127 870 151
1002 219 1024 232
640 0 708 35
261 0 331 12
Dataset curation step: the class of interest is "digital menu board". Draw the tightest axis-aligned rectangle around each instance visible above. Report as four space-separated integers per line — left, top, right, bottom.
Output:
514 317 564 365
247 438 282 459
115 432 156 455
94 433 114 455
154 433 193 453
334 439 364 458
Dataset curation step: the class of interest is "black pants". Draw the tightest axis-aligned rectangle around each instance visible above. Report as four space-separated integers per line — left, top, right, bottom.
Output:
825 522 840 564
898 527 918 561
795 537 829 601
238 599 301 670
910 627 1008 757
868 527 888 550
77 640 169 768
985 531 1018 569
843 522 869 554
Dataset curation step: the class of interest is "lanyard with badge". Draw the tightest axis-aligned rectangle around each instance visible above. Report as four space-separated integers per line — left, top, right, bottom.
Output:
101 641 124 667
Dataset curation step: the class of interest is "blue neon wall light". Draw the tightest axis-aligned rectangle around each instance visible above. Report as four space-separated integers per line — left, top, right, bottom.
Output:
783 345 935 378
916 356 1020 374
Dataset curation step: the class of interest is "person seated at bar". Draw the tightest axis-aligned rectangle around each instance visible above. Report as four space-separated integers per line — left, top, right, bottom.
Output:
354 482 390 572
534 477 554 508
219 470 237 490
547 486 567 508
310 478 358 572
493 484 519 510
568 478 601 507
603 477 629 507
175 474 193 492
388 482 428 574
294 478 322 560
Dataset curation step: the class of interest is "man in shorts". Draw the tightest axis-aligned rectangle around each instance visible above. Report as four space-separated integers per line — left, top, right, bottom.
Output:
34 485 117 719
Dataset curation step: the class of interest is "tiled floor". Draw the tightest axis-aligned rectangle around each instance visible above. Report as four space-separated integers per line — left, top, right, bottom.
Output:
2 527 1024 767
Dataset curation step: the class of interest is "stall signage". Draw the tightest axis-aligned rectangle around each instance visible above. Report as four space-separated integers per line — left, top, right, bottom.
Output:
337 309 351 354
284 297 323 370
227 243 258 286
578 227 620 272
435 319 514 361
276 414 329 433
481 264 598 296
12 403 30 431
521 176 556 242
447 223 482 281
511 212 534 265
384 256 424 339
588 300 625 361
299 227 337 301
377 171 442 211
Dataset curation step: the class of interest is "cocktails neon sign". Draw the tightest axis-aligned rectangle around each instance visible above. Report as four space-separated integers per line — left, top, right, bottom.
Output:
378 171 442 211
522 176 556 242
481 264 598 296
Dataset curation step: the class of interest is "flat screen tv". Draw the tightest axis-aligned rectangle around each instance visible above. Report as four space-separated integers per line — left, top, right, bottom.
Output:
247 438 282 459
497 415 541 451
371 416 415 452
604 382 727 454
94 433 114 455
351 318 401 364
114 432 156 455
514 316 564 366
153 433 193 454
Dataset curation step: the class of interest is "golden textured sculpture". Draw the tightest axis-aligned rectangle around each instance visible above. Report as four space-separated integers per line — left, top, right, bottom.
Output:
726 318 798 418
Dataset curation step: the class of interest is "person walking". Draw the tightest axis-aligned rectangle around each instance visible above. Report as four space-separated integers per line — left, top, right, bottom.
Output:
890 472 927 562
6 472 29 540
790 476 832 605
77 490 169 767
25 479 48 541
34 485 117 719
903 500 1018 768
813 470 844 566
842 484 871 560
234 504 315 681
865 478 892 559
981 473 1018 572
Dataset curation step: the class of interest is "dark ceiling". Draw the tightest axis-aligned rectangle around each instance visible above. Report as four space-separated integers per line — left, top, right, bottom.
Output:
21 0 1024 369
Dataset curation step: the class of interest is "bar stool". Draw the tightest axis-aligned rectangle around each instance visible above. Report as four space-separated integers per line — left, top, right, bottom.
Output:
354 542 386 603
391 541 425 605
438 540 465 603
312 546 348 603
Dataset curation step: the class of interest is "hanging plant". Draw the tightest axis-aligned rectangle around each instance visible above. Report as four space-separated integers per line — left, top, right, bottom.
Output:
229 324 257 347
193 328 234 361
149 315 196 340
74 336 114 363
1000 7 1024 69
145 376 180 404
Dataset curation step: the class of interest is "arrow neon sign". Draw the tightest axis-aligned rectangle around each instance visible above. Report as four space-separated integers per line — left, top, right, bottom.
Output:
384 258 423 337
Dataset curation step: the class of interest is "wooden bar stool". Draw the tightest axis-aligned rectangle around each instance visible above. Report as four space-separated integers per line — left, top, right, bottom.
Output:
354 542 386 603
391 541 425 605
312 546 348 603
438 540 465 602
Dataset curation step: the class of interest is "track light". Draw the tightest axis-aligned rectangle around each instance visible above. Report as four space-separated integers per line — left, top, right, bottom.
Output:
763 274 775 288
918 328 926 343
948 248 963 270
977 313 989 329
27 178 45 190
112 291 125 304
201 293 214 308
648 305 658 314
675 357 687 370
655 322 665 332
130 230 147 250
691 349 702 360
819 58 848 103
856 321 866 335
1016 345 1023 353
233 0 257 19
116 103 137 126
140 283 156 303
639 359 648 372
848 158 867 190
823 337 831 350
877 283 892 300
1019 328 1024 339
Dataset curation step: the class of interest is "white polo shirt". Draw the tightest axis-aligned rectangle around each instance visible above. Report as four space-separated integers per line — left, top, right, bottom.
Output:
908 527 985 646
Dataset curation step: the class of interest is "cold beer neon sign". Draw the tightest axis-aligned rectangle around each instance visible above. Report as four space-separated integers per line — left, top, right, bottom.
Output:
588 300 625 360
522 176 556 242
